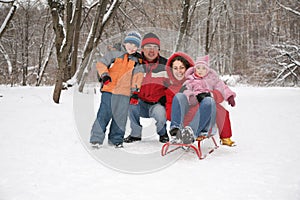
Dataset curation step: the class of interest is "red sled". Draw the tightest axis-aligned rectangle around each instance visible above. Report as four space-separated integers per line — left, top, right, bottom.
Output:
161 135 219 160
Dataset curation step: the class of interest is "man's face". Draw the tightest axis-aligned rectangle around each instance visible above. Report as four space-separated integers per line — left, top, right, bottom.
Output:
142 44 159 61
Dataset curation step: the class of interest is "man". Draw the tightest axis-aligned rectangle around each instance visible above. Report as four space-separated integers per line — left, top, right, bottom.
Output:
124 32 170 143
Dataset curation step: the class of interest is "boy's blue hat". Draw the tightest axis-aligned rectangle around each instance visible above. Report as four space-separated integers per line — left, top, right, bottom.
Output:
124 31 141 48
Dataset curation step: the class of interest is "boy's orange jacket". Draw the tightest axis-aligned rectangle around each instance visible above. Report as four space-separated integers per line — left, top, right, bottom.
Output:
96 52 144 97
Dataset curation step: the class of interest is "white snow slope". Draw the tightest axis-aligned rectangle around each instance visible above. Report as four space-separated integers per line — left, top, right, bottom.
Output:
0 85 300 200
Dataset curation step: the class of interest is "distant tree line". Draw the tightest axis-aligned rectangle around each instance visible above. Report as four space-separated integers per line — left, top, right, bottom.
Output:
0 0 299 103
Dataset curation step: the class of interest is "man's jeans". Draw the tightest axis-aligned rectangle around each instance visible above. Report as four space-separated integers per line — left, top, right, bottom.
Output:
129 100 167 138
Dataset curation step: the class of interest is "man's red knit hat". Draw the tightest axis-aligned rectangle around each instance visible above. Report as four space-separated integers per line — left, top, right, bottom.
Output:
141 32 160 48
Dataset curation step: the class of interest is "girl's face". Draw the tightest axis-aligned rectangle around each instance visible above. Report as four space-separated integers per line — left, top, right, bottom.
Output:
195 64 207 77
124 43 138 54
172 60 187 80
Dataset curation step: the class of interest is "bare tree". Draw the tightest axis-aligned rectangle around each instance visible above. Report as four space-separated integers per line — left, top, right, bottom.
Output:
0 0 16 39
36 8 54 86
17 0 40 86
174 0 190 52
265 1 300 86
0 42 12 79
0 0 16 85
276 1 300 16
72 0 121 92
267 44 299 86
48 0 83 103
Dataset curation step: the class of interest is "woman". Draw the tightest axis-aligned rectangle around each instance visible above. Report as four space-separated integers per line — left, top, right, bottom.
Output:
165 52 236 146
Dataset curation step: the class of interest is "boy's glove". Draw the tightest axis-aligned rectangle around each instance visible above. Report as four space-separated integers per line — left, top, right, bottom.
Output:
196 92 211 103
130 91 139 105
227 95 236 107
101 73 111 85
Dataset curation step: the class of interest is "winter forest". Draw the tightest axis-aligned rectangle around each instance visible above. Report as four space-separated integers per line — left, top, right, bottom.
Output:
0 0 299 103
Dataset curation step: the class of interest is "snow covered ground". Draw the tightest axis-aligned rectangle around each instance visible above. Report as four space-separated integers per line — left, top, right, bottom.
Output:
0 85 300 200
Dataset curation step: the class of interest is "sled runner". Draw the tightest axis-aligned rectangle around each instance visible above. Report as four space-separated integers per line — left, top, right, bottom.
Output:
161 134 219 160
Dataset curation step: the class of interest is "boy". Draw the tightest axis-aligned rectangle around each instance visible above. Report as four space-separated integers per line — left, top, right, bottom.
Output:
90 31 144 148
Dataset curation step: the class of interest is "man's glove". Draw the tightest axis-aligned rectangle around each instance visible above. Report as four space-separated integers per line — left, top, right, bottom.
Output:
158 96 166 107
196 92 211 103
101 73 111 85
130 91 139 105
227 95 236 107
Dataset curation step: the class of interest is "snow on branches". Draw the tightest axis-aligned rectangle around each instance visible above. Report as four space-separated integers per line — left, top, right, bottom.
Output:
268 43 299 86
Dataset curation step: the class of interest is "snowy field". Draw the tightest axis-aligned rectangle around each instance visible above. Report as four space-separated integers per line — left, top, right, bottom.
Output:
0 85 300 200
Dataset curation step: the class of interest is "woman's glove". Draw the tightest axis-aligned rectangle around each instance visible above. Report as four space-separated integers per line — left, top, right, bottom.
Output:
227 95 236 107
189 95 198 106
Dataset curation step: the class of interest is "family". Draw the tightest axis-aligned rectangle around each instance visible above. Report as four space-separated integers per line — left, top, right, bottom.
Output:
90 31 236 149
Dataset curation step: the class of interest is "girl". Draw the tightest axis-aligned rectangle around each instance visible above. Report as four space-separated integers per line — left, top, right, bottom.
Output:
181 55 236 145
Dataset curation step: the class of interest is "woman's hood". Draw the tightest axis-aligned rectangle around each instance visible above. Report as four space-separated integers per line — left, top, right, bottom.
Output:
166 51 195 83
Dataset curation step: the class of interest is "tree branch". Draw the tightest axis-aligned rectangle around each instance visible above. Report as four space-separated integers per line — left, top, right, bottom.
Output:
0 0 16 38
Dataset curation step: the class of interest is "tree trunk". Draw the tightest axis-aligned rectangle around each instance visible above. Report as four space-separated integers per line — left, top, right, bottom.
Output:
78 48 96 92
76 0 121 92
205 0 212 54
37 38 54 86
174 0 189 52
49 0 81 103
53 64 64 103
70 0 82 78
0 1 16 39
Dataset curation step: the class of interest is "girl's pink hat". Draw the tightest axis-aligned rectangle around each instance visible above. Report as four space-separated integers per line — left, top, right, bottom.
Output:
195 55 209 67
